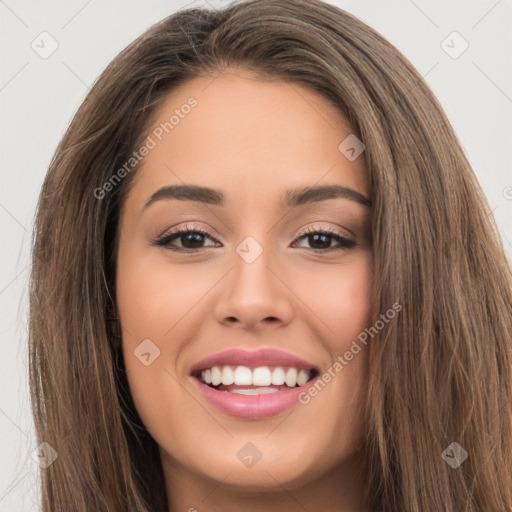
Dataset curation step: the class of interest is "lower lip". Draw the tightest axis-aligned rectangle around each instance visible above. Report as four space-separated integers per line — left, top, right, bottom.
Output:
191 377 316 419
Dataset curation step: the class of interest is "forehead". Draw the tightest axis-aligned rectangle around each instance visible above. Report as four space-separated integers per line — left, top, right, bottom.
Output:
126 69 369 209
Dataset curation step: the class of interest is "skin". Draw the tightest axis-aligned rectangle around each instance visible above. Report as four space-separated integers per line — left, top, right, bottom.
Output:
116 68 373 512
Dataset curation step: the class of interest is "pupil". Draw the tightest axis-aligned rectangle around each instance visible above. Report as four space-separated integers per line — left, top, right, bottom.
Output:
183 233 204 248
310 233 330 249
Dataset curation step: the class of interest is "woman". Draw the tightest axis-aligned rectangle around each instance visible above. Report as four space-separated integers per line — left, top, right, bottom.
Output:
29 0 512 510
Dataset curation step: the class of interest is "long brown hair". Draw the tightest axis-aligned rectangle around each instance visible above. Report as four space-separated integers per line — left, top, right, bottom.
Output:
29 0 512 510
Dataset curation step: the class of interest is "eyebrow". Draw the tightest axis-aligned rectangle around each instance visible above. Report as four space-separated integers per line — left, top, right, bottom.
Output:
143 183 372 210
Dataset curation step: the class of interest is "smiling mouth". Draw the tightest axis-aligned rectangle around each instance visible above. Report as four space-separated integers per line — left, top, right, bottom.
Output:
192 365 320 395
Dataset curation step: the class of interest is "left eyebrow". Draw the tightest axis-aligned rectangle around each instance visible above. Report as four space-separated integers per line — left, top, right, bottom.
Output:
282 184 372 208
142 183 372 211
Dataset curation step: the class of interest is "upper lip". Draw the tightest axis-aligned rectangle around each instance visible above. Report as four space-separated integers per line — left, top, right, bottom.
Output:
190 348 318 374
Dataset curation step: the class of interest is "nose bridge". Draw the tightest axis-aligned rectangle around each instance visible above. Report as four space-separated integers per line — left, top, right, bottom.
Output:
213 234 294 328
231 234 278 303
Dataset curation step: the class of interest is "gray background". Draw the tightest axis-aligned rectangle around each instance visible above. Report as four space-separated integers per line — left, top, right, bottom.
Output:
1 0 511 509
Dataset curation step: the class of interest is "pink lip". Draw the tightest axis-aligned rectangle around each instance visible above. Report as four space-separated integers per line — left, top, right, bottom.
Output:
190 348 317 373
189 348 319 419
191 376 319 419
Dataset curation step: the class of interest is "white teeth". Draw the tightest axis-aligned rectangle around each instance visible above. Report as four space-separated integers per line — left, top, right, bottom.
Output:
285 368 298 387
232 387 280 395
234 366 253 385
221 366 234 385
252 367 272 386
297 369 309 386
211 366 222 386
271 367 286 385
199 365 313 388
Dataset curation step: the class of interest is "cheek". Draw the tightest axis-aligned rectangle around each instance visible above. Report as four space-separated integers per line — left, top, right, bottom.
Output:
115 245 374 479
333 261 372 338
292 253 373 343
116 258 199 438
116 254 210 339
289 254 372 422
117 249 373 374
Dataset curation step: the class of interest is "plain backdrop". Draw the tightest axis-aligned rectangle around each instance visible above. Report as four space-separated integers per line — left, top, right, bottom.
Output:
1 0 511 510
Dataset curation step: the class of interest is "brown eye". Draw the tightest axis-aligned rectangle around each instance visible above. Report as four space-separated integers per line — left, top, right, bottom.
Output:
153 224 219 252
292 227 356 252
153 224 357 253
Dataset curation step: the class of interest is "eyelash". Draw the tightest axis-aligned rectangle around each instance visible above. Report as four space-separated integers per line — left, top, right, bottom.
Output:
152 223 357 253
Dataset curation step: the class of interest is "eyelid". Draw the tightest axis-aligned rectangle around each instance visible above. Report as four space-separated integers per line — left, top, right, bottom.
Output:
158 222 352 239
155 222 220 246
164 222 214 237
154 224 359 255
295 223 354 239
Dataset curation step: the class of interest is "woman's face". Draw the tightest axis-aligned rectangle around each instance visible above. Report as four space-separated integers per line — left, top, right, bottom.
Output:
116 69 373 502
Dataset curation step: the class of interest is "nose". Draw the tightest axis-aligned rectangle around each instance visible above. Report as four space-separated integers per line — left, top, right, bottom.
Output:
213 244 294 331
